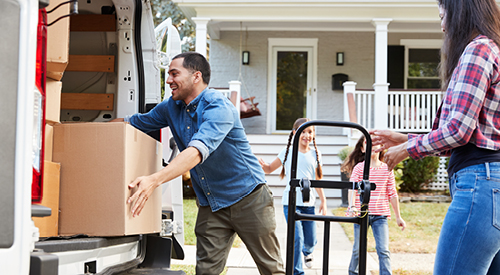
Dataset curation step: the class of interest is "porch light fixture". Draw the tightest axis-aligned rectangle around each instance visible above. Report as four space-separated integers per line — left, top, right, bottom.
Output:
336 52 344 66
242 51 250 65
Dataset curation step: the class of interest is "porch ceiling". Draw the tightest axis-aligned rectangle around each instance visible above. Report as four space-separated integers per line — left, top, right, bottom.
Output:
173 0 445 37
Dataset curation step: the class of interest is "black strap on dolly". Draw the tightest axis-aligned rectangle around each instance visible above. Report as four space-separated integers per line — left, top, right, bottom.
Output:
285 120 376 275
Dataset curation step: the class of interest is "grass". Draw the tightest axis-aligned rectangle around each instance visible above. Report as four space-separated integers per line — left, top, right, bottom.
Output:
177 199 444 274
333 202 449 253
182 198 242 247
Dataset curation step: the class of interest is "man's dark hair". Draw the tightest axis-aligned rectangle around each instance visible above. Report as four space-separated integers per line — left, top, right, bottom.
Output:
172 52 211 85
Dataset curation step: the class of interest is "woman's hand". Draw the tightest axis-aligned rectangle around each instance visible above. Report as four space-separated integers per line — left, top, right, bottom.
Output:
384 142 410 170
369 130 408 152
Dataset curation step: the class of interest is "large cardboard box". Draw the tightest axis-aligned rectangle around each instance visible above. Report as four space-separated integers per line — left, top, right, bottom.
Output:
44 124 53 161
46 0 70 80
53 123 162 236
33 161 61 237
45 79 61 124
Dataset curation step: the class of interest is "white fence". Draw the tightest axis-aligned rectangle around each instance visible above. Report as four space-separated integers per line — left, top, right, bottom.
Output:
388 90 443 132
345 89 442 133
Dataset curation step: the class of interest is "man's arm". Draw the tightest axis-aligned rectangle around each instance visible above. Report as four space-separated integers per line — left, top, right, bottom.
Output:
128 146 202 217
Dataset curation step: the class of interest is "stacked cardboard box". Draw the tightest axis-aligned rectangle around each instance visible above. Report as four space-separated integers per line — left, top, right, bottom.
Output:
53 123 162 236
46 0 69 81
33 161 61 237
34 0 68 237
35 80 62 237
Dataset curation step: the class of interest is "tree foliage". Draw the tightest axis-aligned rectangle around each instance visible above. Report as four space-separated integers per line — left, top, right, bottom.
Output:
149 0 195 52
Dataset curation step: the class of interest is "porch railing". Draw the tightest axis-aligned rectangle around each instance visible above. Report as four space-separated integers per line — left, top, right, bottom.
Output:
344 82 442 133
343 81 447 190
212 80 241 116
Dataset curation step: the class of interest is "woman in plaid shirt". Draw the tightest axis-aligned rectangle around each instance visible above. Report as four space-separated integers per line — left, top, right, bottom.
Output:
371 0 500 274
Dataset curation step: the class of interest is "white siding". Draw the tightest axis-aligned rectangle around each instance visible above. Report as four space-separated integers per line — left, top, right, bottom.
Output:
209 30 442 135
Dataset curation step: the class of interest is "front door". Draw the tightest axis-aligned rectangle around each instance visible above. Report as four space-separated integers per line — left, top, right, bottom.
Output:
269 42 316 133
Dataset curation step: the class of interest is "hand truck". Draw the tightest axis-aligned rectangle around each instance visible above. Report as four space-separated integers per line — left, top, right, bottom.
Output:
285 120 376 275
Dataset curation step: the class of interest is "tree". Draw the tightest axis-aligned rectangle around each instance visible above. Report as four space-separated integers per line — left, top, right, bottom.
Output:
149 0 195 52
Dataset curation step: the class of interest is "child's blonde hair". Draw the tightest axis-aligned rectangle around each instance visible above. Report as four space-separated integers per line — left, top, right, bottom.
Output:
280 118 323 180
340 135 386 177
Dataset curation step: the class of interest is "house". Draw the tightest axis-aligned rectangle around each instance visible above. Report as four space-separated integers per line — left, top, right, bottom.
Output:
172 0 448 197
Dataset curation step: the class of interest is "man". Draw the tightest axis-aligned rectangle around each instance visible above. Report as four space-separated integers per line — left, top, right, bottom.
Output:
114 52 285 275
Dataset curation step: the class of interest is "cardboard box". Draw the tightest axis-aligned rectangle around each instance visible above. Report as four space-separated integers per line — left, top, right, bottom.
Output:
46 0 70 80
44 124 53 161
45 79 61 124
53 123 162 236
33 161 61 237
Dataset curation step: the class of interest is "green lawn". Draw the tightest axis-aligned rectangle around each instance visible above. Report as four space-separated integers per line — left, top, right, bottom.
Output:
333 202 449 253
176 200 445 274
182 198 242 247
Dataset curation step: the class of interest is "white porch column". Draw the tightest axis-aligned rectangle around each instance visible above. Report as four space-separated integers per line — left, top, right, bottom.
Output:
193 17 210 57
372 18 392 130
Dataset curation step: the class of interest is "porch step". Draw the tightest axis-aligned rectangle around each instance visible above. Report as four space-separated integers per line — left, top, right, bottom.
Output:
248 134 348 200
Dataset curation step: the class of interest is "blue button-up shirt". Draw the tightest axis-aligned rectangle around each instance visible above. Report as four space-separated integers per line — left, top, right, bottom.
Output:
125 88 266 211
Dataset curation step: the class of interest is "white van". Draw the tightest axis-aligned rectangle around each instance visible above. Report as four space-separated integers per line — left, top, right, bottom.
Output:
0 0 185 274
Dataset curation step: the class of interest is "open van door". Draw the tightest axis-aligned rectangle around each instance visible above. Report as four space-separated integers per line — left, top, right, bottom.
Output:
0 0 47 273
0 0 186 273
154 17 185 255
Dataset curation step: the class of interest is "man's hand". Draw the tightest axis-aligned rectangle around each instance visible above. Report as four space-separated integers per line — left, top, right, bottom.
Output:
128 174 161 217
127 146 202 217
384 142 410 170
369 129 408 152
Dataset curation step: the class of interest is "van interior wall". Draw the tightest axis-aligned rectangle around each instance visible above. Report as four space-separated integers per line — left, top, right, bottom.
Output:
60 0 117 123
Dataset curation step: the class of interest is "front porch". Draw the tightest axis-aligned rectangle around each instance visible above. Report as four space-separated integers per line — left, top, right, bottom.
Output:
343 82 442 134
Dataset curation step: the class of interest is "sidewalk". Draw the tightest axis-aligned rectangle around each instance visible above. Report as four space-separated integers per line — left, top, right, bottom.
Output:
172 198 435 274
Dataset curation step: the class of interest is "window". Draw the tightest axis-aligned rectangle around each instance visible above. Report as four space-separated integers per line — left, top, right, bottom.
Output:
400 39 442 90
407 49 440 89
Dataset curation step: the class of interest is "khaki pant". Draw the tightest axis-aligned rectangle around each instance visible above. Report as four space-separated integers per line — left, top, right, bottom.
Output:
195 184 285 275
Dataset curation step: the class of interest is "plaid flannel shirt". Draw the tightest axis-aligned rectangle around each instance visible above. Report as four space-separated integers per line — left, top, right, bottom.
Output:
407 35 500 160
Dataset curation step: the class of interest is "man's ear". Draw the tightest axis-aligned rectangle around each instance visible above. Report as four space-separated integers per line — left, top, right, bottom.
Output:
193 71 202 84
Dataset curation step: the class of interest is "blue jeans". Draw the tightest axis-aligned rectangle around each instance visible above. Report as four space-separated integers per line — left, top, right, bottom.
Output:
349 215 391 275
434 162 500 275
283 205 317 275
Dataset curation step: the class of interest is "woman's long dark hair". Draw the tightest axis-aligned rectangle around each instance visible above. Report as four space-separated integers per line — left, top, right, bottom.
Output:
438 0 500 90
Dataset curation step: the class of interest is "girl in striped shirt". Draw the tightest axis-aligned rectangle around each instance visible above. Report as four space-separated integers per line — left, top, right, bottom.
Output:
341 135 406 275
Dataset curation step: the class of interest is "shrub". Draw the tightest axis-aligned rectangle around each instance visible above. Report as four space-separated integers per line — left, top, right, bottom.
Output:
400 156 440 192
338 146 353 162
393 161 405 191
